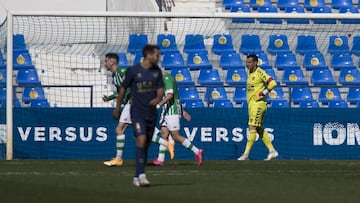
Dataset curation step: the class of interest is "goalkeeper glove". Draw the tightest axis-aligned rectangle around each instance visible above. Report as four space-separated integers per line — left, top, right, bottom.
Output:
254 89 269 101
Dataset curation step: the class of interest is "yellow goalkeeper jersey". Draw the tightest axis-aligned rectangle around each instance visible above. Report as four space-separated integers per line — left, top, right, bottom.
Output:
246 67 273 103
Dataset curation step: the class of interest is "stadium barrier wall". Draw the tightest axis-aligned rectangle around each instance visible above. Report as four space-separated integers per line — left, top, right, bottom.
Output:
1 108 359 160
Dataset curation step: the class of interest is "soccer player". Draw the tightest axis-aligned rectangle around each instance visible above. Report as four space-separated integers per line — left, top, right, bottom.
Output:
237 54 279 161
152 70 204 166
113 45 164 187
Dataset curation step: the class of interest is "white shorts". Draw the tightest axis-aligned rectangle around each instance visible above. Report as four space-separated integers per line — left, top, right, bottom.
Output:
160 115 181 131
119 103 132 124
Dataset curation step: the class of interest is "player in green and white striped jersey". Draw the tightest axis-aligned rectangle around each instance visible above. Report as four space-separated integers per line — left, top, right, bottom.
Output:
153 70 203 166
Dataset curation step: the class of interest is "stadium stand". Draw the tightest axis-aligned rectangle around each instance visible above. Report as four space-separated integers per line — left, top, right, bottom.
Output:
328 100 349 108
212 34 235 55
0 69 5 85
157 34 179 55
198 69 224 86
258 6 283 24
30 100 50 108
213 100 234 108
162 52 186 70
299 100 320 108
327 35 350 54
318 87 343 104
170 68 195 86
295 35 319 55
133 53 144 65
270 100 290 108
16 69 41 86
282 69 309 85
331 0 353 9
267 34 291 55
303 52 328 70
304 0 326 11
249 0 272 10
187 52 212 70
256 52 273 69
278 0 299 10
183 100 205 108
22 87 47 104
347 88 360 104
0 54 5 69
117 53 129 68
223 0 244 10
285 6 310 24
205 87 229 104
225 69 247 85
267 87 286 102
233 87 247 105
184 34 207 54
331 53 356 70
275 52 301 70
239 34 263 55
219 52 244 70
339 7 360 24
230 5 255 23
127 34 148 55
13 52 35 70
178 87 202 102
311 68 337 85
339 68 360 85
291 87 315 104
351 36 360 56
312 7 337 24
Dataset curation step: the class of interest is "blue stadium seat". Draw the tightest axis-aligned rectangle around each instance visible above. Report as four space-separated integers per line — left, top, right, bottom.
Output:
226 69 247 85
256 52 272 69
267 34 291 55
13 34 27 52
0 87 5 101
347 87 360 104
328 100 348 108
187 52 212 70
182 100 205 108
304 0 326 11
0 54 5 69
213 100 234 108
162 52 186 70
22 87 46 104
117 53 129 68
267 87 286 102
219 52 244 70
291 87 314 104
249 0 271 10
264 68 278 81
223 0 244 9
303 52 328 70
328 35 350 54
282 69 309 85
0 69 6 85
258 6 282 24
339 7 360 24
133 53 144 65
30 100 50 108
198 69 223 86
170 69 195 86
278 0 299 10
233 87 247 104
285 6 310 24
157 34 178 55
178 87 201 102
16 69 41 86
295 35 319 55
312 7 337 24
212 34 235 55
339 68 360 85
184 34 207 54
230 5 255 23
318 88 342 104
331 53 356 70
311 68 337 85
332 0 353 9
127 34 148 55
270 100 290 108
13 52 35 70
275 52 301 70
239 34 263 55
205 87 229 104
351 36 360 56
299 100 320 108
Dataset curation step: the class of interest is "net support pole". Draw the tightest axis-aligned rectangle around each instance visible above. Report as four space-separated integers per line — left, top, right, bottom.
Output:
6 11 13 160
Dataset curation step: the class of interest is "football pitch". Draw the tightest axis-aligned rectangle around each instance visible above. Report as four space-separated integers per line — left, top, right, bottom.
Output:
0 160 360 203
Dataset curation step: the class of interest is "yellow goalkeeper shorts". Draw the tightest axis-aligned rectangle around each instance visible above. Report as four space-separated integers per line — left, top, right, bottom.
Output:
248 100 267 127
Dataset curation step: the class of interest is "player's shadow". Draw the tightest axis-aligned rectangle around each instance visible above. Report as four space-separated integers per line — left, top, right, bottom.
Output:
149 182 192 187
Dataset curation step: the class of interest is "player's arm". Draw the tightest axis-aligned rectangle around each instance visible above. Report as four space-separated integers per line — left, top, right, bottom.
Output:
255 70 277 101
113 68 133 119
157 91 173 109
181 105 191 121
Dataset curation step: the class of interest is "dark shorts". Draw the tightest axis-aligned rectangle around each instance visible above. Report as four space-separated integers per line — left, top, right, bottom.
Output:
131 109 157 138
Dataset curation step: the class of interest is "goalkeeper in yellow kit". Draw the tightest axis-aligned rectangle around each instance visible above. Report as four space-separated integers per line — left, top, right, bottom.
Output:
237 54 279 161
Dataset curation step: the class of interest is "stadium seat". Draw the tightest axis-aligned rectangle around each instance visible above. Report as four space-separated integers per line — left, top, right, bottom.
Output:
213 100 234 108
0 54 5 69
239 34 263 55
233 87 247 104
331 53 356 70
295 35 319 55
312 7 337 24
162 52 186 70
0 87 5 101
331 0 353 9
13 34 27 52
264 68 278 81
30 100 50 108
351 36 360 56
219 52 244 70
16 69 41 86
198 69 223 86
249 0 271 10
328 100 348 108
256 52 272 69
311 68 337 85
299 100 320 108
258 6 282 24
117 53 129 68
285 6 310 24
318 88 342 104
183 34 207 54
226 69 247 85
205 87 229 104
304 0 326 11
170 69 195 86
339 68 360 85
127 34 148 55
267 87 286 102
13 52 35 70
291 87 314 104
230 5 255 23
223 0 244 10
267 34 291 55
347 87 360 104
275 52 301 70
282 69 309 85
157 34 178 55
178 87 201 102
0 69 6 85
212 34 235 55
339 7 360 24
303 52 328 70
278 0 299 10
328 35 350 54
133 53 144 65
22 87 47 104
187 52 212 70
270 100 290 108
182 100 205 108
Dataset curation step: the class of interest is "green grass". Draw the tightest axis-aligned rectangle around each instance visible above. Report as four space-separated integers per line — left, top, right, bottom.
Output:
1 160 360 203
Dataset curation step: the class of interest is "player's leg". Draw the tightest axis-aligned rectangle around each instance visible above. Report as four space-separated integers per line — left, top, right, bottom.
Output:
256 110 278 160
151 115 174 159
153 126 170 166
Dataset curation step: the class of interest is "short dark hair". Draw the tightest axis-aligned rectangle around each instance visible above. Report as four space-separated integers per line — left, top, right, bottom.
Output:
142 44 160 58
247 54 258 62
105 53 119 63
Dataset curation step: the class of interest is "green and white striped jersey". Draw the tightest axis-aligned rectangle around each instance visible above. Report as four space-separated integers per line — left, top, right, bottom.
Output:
107 67 131 104
161 72 181 116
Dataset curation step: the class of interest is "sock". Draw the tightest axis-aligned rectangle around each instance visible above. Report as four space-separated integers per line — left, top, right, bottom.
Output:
181 138 199 154
157 144 167 162
244 129 257 155
152 135 168 146
116 134 125 159
135 146 146 177
261 130 275 152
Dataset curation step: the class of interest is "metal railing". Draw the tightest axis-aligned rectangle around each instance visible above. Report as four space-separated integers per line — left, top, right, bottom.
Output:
156 0 175 12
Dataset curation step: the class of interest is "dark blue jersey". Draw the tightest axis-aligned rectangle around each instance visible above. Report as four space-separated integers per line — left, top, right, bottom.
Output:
121 64 164 116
